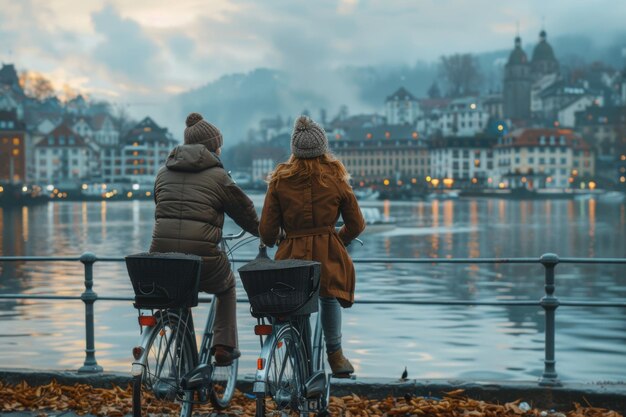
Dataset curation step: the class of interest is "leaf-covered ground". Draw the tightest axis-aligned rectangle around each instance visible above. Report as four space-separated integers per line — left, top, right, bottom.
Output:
0 380 622 417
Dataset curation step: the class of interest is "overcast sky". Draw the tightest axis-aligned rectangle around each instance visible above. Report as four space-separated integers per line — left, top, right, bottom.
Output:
1 0 625 107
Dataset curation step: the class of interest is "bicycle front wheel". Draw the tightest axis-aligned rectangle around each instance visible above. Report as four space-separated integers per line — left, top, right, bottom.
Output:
256 324 308 417
209 356 239 409
132 310 196 417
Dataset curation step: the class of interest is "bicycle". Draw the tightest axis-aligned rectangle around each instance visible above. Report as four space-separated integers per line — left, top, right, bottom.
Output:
239 245 331 417
126 230 251 417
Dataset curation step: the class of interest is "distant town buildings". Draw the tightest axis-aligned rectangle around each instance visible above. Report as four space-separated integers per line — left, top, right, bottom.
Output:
0 62 177 194
429 135 496 187
494 128 595 189
385 87 420 125
503 36 532 121
244 41 623 191
2 22 626 195
0 109 27 183
117 117 177 184
329 125 429 185
33 123 99 183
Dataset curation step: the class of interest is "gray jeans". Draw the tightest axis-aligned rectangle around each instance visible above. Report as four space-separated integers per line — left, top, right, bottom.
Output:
319 296 342 354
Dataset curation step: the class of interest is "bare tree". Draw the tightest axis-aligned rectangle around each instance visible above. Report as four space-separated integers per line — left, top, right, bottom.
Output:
19 71 56 100
438 54 482 97
60 83 80 103
112 104 136 137
427 81 442 98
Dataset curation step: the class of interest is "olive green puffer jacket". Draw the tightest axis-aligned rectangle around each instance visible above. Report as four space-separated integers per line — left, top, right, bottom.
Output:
150 144 259 293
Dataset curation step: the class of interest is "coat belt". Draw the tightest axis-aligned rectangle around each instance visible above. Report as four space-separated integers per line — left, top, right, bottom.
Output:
285 225 335 239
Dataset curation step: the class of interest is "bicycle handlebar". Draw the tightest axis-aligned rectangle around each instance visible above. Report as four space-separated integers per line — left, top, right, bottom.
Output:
335 227 364 246
223 230 247 240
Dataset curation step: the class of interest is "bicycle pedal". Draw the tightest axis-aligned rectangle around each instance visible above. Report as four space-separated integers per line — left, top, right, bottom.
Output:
331 373 356 380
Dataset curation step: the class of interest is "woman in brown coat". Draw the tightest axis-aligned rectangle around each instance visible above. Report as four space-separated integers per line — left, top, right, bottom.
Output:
259 115 366 376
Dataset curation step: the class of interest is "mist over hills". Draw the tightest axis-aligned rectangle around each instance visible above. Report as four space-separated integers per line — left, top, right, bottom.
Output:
173 33 626 146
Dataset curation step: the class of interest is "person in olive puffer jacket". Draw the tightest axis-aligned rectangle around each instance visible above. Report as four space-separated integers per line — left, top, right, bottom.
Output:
150 112 259 366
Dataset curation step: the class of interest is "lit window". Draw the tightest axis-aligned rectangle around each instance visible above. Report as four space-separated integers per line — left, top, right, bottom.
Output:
12 137 20 145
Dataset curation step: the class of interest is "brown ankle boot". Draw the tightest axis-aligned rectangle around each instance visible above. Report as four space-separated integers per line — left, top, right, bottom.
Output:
327 349 354 375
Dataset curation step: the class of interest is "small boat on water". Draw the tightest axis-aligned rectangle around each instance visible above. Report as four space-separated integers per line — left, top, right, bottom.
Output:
427 190 460 200
337 207 396 233
597 191 625 203
354 188 381 200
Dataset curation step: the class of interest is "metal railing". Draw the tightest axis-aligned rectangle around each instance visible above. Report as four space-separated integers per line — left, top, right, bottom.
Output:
1 252 625 386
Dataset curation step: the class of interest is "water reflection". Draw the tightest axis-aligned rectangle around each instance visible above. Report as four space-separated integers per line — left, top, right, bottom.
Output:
0 199 625 380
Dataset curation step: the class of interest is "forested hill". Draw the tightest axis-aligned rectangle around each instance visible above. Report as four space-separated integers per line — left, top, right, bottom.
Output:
174 33 626 144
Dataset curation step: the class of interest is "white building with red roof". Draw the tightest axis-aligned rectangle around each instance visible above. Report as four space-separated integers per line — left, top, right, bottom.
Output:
33 123 100 183
494 128 595 189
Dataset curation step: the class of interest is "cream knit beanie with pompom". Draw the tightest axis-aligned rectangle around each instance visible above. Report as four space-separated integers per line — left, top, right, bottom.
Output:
290 115 328 159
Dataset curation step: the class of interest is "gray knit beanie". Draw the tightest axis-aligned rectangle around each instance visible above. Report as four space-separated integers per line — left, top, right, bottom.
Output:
184 112 223 152
291 115 328 159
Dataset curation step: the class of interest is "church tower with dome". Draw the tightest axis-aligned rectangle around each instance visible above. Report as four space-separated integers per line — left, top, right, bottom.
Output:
530 30 559 80
503 36 532 120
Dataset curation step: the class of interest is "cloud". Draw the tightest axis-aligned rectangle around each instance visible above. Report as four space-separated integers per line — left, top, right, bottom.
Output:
2 0 626 136
90 4 163 84
338 0 359 14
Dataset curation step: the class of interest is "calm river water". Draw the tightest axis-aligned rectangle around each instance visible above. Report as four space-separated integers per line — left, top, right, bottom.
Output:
0 196 625 382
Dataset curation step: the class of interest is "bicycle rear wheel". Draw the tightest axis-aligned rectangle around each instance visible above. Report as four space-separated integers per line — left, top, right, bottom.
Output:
132 310 196 417
256 324 308 417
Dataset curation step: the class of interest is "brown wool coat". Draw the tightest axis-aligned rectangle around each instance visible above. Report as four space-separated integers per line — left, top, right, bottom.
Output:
259 163 366 307
150 144 259 293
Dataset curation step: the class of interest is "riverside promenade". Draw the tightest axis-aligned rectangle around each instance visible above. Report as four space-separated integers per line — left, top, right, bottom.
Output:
1 368 626 415
2 250 626 415
2 243 626 415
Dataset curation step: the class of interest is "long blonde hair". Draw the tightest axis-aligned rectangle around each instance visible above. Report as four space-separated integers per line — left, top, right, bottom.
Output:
268 153 351 188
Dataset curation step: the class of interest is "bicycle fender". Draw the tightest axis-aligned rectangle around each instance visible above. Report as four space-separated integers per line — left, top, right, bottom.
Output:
252 330 279 394
130 328 154 376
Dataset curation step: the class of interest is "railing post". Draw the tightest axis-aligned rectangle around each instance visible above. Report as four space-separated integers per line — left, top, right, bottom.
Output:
78 252 103 373
539 253 560 386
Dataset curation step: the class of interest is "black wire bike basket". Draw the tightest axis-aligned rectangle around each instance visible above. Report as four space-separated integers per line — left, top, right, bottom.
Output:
125 252 202 309
239 257 321 317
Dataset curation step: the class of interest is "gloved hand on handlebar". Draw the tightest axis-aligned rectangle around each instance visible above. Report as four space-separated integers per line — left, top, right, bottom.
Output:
260 227 286 248
276 228 286 246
